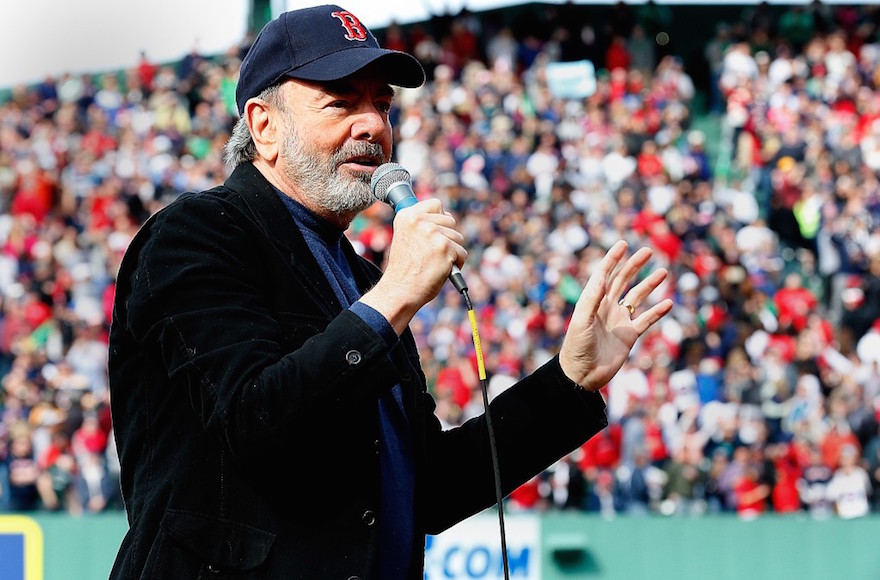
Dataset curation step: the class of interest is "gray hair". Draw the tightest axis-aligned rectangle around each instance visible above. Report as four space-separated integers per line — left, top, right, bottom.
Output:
223 84 283 170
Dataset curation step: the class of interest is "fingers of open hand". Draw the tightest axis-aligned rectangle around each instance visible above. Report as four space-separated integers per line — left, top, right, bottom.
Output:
579 241 628 316
596 243 673 334
618 269 672 332
596 240 629 280
608 246 653 301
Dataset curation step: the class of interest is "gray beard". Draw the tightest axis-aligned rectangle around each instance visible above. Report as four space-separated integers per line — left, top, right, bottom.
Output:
279 126 386 216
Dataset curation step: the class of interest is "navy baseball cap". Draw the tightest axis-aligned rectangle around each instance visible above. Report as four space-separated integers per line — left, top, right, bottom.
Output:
235 4 426 115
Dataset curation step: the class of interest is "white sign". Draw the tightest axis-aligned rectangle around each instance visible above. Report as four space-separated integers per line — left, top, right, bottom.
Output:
545 60 597 100
424 514 541 579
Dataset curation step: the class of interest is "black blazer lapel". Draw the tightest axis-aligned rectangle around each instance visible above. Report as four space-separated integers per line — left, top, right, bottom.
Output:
224 164 345 318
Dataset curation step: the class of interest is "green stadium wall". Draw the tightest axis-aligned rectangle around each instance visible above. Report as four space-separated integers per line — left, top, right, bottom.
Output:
3 513 877 579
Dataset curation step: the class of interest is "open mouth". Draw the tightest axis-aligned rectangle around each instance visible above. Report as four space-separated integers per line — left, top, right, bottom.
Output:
344 156 382 167
339 156 384 175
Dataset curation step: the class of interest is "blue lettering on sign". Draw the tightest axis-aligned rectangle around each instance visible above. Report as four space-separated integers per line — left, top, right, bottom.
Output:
465 547 490 577
507 548 530 576
443 546 459 578
432 544 531 578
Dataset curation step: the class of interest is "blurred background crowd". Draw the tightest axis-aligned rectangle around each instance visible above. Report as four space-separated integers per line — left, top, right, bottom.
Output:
1 1 879 521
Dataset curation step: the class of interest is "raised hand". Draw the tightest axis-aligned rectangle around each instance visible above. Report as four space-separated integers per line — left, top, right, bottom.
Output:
559 240 673 391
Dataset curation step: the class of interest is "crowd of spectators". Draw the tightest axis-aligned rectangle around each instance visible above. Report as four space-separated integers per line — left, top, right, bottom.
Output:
1 2 879 521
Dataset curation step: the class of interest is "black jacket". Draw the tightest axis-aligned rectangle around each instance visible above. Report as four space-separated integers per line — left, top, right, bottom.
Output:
109 163 607 579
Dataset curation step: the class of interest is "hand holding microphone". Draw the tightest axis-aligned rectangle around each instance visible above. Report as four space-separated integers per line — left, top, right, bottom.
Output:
358 163 468 334
371 163 468 293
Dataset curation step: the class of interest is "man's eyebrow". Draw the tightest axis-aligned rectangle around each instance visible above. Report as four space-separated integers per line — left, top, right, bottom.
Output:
321 80 395 99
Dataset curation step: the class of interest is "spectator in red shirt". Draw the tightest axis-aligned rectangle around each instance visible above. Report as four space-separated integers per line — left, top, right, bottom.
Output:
508 474 543 511
136 50 158 93
637 139 665 179
773 272 818 333
734 463 770 519
769 444 803 513
11 160 55 224
578 422 622 472
449 19 480 69
71 414 108 459
605 35 631 72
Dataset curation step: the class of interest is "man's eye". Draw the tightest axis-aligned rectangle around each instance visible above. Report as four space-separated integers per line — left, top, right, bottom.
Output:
376 102 392 114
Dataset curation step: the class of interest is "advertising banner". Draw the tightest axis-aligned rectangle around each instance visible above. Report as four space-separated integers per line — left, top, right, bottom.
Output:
424 515 540 580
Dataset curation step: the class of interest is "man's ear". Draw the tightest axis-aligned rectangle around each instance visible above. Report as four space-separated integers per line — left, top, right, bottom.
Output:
244 97 280 163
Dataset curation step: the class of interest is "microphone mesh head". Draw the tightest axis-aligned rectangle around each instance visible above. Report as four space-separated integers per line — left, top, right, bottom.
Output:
371 162 411 202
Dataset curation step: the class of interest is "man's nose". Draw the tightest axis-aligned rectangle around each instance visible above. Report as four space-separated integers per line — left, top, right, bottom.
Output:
351 107 387 142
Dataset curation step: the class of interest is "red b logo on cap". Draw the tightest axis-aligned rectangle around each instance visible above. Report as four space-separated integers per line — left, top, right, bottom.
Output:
331 10 368 41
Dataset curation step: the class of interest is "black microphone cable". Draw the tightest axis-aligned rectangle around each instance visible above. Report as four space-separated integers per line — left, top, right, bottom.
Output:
458 282 511 580
371 163 511 580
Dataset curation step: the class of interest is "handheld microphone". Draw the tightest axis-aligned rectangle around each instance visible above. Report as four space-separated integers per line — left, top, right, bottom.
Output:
373 166 507 578
371 162 468 294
